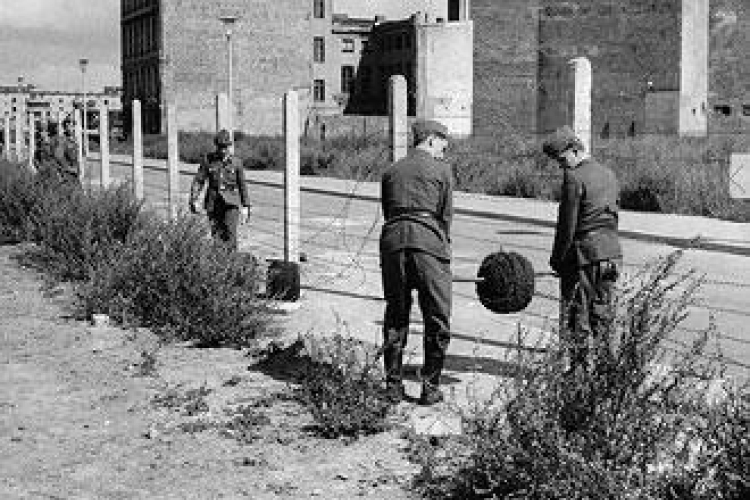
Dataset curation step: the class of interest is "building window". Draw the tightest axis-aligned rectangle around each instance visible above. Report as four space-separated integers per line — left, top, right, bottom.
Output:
313 79 325 102
342 38 354 53
341 65 355 94
361 40 369 52
714 105 731 116
313 0 325 19
742 105 750 116
313 37 325 63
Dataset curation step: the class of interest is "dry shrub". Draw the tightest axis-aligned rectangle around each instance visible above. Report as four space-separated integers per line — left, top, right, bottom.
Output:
260 333 395 439
409 250 749 499
78 214 272 346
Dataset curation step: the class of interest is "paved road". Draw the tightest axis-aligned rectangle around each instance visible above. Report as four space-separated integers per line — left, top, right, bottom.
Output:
91 157 750 388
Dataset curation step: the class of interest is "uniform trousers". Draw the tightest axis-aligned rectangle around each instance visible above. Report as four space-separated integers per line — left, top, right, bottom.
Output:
208 197 240 251
381 248 451 387
559 258 620 373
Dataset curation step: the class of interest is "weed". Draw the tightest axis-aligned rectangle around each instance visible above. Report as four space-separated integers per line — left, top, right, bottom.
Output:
152 383 213 416
132 349 159 377
77 214 273 347
409 250 749 499
221 405 272 444
275 334 395 439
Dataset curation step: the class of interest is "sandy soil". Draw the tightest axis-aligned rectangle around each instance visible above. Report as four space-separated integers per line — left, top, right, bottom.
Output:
0 243 420 499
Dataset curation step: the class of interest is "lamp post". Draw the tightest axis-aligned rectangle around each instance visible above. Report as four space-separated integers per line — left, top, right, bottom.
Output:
79 58 89 157
218 15 238 145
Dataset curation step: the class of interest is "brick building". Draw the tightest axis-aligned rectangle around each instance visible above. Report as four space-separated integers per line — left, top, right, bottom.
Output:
121 0 472 136
121 0 750 140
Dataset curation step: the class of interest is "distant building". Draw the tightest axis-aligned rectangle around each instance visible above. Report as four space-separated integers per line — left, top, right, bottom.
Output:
0 82 122 129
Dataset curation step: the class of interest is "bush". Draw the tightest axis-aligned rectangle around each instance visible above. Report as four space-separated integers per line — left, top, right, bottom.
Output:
30 182 144 281
77 213 272 346
0 160 44 242
409 250 749 499
290 333 396 438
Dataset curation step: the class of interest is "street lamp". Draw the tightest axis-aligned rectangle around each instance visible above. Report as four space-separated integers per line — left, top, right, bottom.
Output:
218 15 238 145
79 58 89 156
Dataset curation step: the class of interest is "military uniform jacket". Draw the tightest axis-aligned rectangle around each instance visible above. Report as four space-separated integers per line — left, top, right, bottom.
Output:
551 158 622 272
51 135 80 179
190 152 249 213
380 149 453 261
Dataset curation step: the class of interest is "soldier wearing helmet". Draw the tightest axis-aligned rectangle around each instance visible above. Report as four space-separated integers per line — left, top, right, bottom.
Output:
188 129 250 251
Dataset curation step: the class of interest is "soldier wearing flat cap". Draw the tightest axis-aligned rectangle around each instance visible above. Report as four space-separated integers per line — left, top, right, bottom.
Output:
542 126 622 376
189 129 250 251
379 119 453 405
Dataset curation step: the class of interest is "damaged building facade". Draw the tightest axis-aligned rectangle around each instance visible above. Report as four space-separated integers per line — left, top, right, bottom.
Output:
121 0 750 139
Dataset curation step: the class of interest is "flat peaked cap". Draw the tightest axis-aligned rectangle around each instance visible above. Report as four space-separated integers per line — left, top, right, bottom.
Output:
412 119 450 143
215 129 232 146
542 126 584 158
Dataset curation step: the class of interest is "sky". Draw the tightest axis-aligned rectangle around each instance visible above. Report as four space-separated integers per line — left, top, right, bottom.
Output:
0 0 433 93
0 0 120 92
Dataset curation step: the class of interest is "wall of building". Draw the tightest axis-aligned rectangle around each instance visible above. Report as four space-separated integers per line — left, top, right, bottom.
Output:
471 0 540 139
537 0 682 141
417 18 473 136
121 0 160 134
709 0 750 136
160 0 311 135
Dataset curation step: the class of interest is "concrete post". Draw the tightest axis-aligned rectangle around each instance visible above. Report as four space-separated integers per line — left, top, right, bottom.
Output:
132 100 144 200
166 103 180 218
389 75 408 162
216 93 229 132
14 112 23 162
570 56 592 153
283 90 300 264
56 111 65 136
3 116 10 160
27 113 35 170
74 109 84 184
99 105 110 189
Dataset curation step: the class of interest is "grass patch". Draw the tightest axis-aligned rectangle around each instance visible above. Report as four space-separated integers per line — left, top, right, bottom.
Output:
409 250 749 500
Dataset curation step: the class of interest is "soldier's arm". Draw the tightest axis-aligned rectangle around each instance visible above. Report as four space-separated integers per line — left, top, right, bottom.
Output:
437 166 453 242
189 156 209 205
550 172 581 271
236 160 250 207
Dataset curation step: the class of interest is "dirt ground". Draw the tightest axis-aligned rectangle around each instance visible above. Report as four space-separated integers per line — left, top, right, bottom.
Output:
0 243 422 499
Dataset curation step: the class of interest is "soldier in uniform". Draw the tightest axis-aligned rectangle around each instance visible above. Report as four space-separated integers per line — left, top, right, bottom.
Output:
543 126 622 375
49 116 81 188
379 119 453 405
188 129 250 251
